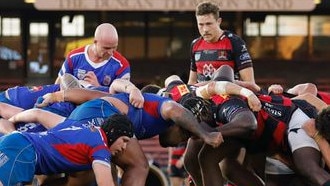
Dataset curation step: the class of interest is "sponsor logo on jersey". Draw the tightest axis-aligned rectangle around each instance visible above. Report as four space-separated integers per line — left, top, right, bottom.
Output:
0 151 9 167
239 52 251 61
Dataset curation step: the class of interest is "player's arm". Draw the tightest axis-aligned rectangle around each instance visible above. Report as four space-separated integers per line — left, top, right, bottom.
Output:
0 102 24 119
239 67 256 83
188 70 197 85
93 162 115 186
303 119 330 169
292 93 327 113
161 101 223 148
195 81 261 112
36 88 109 107
109 79 144 108
8 108 65 129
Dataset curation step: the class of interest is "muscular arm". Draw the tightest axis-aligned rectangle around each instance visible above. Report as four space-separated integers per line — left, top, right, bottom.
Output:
195 81 261 112
292 93 327 112
161 101 222 147
216 110 257 139
9 108 65 129
109 79 144 108
0 102 24 119
36 88 109 107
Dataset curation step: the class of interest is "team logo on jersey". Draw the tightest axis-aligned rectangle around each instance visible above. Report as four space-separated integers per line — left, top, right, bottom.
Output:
202 64 215 79
103 75 111 86
77 69 87 80
194 52 201 61
217 50 228 60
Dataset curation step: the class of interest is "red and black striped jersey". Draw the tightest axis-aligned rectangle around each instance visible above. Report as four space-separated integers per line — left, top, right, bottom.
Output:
190 30 252 82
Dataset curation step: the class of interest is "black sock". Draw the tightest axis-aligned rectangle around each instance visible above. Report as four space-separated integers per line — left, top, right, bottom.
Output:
323 180 330 186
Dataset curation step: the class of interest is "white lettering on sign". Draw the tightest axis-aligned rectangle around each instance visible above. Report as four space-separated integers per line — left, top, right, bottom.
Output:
34 0 315 12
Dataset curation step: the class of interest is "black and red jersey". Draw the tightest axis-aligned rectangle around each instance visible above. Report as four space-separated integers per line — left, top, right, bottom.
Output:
252 94 297 154
212 93 297 154
190 30 252 82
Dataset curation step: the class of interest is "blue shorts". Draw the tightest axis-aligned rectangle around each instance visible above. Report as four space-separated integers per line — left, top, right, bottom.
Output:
0 132 36 186
15 122 47 133
68 98 120 127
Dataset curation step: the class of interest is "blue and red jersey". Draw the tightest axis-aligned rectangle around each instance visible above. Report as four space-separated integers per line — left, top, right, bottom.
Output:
58 45 130 87
68 93 174 140
21 119 111 175
5 84 60 109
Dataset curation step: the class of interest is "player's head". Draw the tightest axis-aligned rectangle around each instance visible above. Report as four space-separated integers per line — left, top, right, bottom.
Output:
164 75 183 88
315 106 330 140
163 75 191 102
211 65 234 82
181 96 217 127
101 114 134 146
195 1 220 19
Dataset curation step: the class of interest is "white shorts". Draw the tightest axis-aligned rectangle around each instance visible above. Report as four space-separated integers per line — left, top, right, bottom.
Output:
287 108 319 152
265 157 294 175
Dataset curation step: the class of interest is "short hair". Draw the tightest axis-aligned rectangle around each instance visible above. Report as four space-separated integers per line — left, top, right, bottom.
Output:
181 96 217 127
315 106 330 140
195 1 220 19
101 114 134 146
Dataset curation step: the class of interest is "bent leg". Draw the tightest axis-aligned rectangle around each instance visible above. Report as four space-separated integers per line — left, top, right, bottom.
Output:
292 147 330 186
183 138 204 186
198 140 239 186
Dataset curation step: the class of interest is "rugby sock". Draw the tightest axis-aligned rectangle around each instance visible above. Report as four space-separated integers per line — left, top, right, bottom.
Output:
322 180 330 186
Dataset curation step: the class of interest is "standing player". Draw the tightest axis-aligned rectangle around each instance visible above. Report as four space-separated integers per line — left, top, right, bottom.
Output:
188 1 255 85
55 23 130 92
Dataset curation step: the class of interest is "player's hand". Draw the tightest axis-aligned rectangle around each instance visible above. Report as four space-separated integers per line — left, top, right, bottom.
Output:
302 119 317 137
247 94 262 112
35 93 56 107
84 71 100 86
203 131 224 148
129 88 144 108
268 84 284 94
